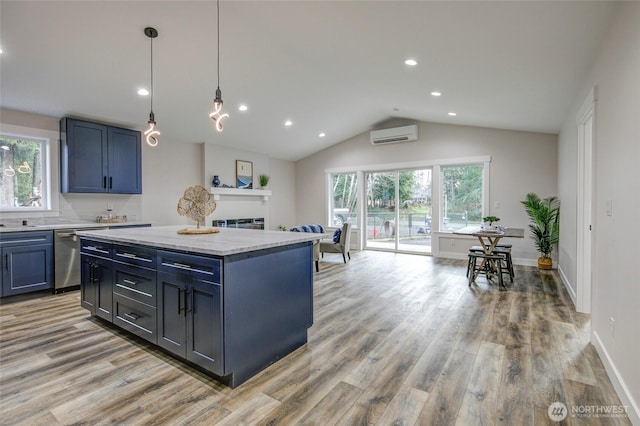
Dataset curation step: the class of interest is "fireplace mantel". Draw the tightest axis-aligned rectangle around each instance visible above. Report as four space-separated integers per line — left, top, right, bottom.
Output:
209 187 272 201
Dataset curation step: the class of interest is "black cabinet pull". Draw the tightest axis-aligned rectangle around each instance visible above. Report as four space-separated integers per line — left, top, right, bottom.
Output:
184 290 190 316
4 254 8 271
103 176 107 189
177 288 182 315
109 177 113 189
88 262 94 283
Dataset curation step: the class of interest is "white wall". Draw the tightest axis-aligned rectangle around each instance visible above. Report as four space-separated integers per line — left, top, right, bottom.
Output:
0 108 296 230
295 121 557 264
557 3 640 423
201 143 296 230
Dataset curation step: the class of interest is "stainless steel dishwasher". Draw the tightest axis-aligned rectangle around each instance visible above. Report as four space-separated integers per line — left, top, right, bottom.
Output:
54 227 108 292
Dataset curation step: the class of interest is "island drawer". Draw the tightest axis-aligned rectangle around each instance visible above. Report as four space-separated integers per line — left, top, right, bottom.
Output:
158 250 221 283
113 293 157 344
80 238 112 258
113 263 157 307
113 244 157 268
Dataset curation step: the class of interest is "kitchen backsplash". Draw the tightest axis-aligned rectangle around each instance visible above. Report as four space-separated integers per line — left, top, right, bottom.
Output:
59 193 142 222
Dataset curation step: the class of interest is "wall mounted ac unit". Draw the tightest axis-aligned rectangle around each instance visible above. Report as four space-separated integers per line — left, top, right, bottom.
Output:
370 124 418 145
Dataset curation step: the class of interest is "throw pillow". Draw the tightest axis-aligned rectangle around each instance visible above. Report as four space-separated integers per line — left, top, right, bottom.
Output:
332 229 342 243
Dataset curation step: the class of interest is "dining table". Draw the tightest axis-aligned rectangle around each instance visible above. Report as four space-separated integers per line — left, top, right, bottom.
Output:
453 226 525 285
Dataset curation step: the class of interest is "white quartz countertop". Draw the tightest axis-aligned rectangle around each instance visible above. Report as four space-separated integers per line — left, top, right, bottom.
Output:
0 219 152 233
77 225 326 256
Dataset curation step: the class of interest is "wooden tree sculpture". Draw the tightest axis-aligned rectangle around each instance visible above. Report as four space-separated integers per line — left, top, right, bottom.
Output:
176 185 219 234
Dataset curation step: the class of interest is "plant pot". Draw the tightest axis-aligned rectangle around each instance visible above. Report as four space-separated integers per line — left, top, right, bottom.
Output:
538 257 553 270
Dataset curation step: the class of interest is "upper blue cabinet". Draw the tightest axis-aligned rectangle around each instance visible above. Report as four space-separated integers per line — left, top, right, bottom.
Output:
60 118 142 194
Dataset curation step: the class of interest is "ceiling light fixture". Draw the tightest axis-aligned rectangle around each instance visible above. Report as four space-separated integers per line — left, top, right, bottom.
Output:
319 133 326 138
448 112 457 116
138 88 149 96
405 58 417 66
431 91 442 97
143 27 160 147
238 105 248 111
209 0 229 132
284 120 293 127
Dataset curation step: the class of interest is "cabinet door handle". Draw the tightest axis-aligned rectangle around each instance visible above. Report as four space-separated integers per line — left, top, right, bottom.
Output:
124 312 140 321
177 288 182 315
109 177 113 189
122 279 137 286
184 290 190 316
4 254 8 271
103 176 107 189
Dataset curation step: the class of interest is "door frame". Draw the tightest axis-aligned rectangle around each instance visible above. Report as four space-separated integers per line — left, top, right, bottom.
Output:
576 87 597 314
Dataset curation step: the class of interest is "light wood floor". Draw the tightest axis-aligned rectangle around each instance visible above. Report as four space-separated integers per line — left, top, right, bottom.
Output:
0 251 631 425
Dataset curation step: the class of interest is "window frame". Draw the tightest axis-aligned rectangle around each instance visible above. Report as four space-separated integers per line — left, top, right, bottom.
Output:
327 171 360 228
0 132 52 212
326 156 490 234
438 162 488 231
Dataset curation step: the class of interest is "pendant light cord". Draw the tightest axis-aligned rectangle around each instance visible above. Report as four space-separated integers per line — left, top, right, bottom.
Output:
217 0 220 89
150 34 154 115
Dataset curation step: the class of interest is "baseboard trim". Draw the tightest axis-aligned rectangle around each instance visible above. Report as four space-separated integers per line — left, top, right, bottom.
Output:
592 331 640 425
557 265 577 307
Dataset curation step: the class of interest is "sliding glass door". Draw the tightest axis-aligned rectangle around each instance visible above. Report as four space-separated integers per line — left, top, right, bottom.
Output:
365 168 432 254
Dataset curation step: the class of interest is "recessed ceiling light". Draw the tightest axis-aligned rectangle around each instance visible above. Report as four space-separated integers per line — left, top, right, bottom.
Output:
137 88 149 96
404 58 417 66
448 112 457 116
238 104 248 111
284 120 293 127
0 47 3 54
431 91 442 97
319 132 326 138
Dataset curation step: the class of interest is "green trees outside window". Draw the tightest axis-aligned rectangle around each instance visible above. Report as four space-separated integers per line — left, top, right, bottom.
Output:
0 136 47 209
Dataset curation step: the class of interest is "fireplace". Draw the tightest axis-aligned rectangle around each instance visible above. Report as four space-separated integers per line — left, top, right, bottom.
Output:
212 217 265 230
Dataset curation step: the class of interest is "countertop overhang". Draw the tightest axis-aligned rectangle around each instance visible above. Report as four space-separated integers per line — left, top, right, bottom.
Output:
0 220 152 233
77 226 327 256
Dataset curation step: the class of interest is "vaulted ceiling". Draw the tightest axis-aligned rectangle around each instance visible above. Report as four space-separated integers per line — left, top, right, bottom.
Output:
0 1 619 161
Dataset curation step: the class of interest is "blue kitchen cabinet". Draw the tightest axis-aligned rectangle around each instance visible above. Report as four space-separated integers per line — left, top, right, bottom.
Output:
0 231 53 297
157 250 223 376
60 118 142 194
80 238 113 321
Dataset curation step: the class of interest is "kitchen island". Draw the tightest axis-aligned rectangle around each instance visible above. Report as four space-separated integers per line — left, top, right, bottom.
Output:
77 226 323 387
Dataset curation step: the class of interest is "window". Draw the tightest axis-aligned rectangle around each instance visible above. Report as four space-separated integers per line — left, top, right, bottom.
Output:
0 134 50 211
441 164 483 230
329 172 358 227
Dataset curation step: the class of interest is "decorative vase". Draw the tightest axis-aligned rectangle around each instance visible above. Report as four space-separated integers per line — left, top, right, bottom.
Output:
538 257 552 270
212 175 220 187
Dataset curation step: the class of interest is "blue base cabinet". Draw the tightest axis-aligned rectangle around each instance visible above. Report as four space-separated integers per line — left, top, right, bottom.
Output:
80 239 113 321
80 237 313 387
0 231 53 297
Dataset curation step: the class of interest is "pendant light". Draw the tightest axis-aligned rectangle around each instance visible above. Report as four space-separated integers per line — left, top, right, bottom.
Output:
209 0 229 131
143 27 160 147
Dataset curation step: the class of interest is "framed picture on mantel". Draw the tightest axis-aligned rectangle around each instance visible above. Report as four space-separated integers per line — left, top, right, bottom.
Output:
236 160 253 189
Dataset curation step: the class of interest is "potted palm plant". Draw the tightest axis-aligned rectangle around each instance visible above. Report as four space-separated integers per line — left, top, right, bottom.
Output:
521 192 560 269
